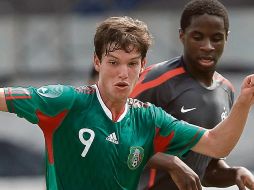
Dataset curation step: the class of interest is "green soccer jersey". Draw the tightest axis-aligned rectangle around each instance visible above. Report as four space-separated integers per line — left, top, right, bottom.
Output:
4 84 205 190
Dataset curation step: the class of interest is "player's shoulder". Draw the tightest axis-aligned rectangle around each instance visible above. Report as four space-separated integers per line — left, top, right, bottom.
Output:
36 84 96 101
36 84 74 98
127 98 164 115
142 56 185 81
131 57 186 98
214 72 235 92
75 85 97 95
127 98 152 109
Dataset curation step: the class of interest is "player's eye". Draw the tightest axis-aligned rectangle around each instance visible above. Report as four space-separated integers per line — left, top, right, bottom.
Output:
211 34 224 42
193 35 203 41
109 60 117 65
191 32 203 41
128 62 138 67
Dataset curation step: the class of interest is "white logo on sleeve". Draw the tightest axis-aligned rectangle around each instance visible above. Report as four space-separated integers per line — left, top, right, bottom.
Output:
181 106 196 113
37 85 63 98
106 132 119 144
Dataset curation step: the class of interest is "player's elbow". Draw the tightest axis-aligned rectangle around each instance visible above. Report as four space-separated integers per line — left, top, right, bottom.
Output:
211 149 230 158
195 131 231 158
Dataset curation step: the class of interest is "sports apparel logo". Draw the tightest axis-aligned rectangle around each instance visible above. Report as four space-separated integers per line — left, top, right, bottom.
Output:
181 106 196 113
37 85 63 98
221 107 228 121
106 132 119 144
127 146 144 170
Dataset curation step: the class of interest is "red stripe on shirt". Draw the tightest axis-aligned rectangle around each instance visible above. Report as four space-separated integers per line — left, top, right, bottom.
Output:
131 67 185 98
36 110 68 164
5 87 31 100
5 96 32 100
154 128 174 153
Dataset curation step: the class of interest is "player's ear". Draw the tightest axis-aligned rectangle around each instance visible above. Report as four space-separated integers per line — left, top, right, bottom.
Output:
225 30 230 41
93 52 101 72
141 58 147 72
179 28 184 43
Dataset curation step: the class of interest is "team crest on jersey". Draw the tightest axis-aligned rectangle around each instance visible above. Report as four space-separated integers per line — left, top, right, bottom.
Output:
37 85 63 98
127 146 144 170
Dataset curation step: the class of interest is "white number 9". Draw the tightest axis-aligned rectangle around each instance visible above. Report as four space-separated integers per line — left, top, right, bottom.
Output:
79 128 95 157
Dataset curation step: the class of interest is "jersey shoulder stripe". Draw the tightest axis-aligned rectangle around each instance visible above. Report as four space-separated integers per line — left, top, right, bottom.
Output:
131 58 185 98
214 72 235 92
75 85 96 95
5 87 31 100
173 128 204 157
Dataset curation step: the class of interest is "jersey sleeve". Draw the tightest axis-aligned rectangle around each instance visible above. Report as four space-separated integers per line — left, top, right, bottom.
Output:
4 85 76 124
152 105 206 158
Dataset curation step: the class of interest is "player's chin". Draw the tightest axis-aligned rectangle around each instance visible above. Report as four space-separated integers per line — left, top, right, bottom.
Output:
112 88 128 97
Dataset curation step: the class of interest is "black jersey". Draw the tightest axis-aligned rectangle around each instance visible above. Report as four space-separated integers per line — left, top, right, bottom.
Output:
131 56 234 190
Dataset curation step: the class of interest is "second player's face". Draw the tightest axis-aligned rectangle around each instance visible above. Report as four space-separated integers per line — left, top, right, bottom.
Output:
180 14 227 73
94 48 145 104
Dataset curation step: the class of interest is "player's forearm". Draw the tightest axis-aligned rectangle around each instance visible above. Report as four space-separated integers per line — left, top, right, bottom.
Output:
194 75 254 158
0 88 8 112
193 97 251 158
202 159 234 187
146 152 178 171
210 98 250 157
202 166 238 187
204 161 254 189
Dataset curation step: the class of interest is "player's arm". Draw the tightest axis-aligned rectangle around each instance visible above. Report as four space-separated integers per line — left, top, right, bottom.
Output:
202 159 254 190
147 153 202 190
0 88 8 111
192 74 254 158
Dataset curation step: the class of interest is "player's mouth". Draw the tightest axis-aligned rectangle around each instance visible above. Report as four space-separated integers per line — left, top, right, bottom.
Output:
114 82 129 90
198 56 215 67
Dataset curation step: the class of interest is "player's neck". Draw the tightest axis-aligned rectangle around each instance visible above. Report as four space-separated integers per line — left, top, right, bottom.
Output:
104 100 127 122
186 65 215 86
96 83 127 121
193 72 214 87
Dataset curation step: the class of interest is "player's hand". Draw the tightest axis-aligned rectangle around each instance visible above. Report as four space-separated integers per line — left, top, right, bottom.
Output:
238 74 254 107
235 167 254 190
169 156 202 190
147 153 202 190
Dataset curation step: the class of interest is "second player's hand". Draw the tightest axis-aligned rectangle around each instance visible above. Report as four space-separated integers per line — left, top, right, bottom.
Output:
147 153 202 190
235 167 254 190
168 156 202 190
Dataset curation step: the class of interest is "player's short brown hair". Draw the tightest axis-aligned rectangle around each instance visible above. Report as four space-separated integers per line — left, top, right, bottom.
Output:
94 16 153 60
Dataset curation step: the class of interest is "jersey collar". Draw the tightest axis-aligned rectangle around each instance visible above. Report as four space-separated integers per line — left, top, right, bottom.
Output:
94 84 129 122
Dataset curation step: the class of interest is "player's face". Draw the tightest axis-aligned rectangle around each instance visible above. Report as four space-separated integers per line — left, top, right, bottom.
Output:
94 48 146 104
180 14 227 73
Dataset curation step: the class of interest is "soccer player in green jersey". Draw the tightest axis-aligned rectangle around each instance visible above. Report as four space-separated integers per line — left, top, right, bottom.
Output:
0 16 254 190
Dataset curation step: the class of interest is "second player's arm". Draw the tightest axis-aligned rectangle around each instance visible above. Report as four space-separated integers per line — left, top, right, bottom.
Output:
202 159 254 190
147 153 202 190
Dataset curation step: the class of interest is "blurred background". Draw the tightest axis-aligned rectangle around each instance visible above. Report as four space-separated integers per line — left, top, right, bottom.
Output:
0 0 254 189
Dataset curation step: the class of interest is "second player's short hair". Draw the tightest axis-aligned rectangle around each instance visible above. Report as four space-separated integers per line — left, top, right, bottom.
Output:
180 0 229 32
94 16 153 61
